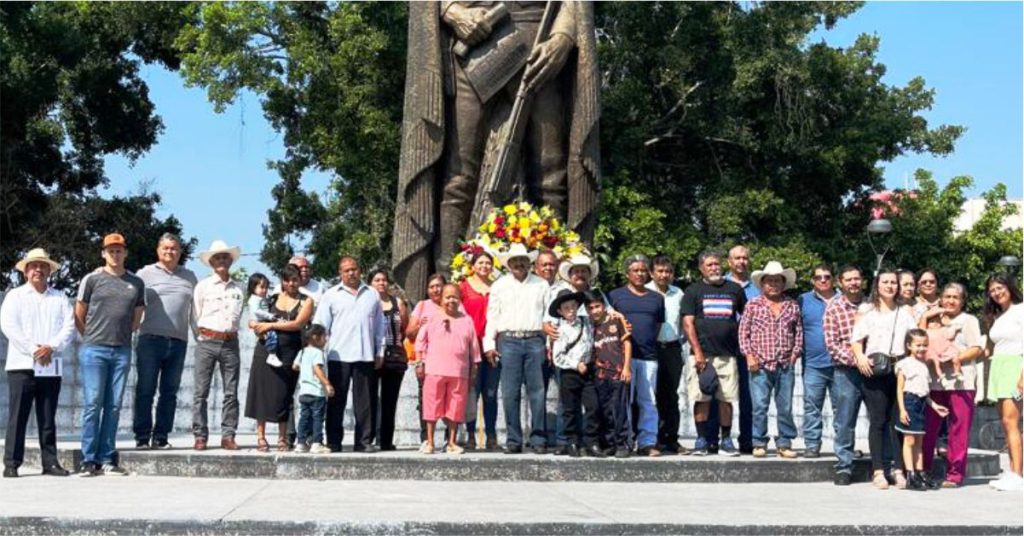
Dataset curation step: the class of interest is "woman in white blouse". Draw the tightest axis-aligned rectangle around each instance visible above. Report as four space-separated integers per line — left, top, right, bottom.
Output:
851 269 917 490
983 273 1023 491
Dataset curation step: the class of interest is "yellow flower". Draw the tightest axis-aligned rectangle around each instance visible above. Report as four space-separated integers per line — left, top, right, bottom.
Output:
565 231 580 243
508 215 518 226
452 254 464 268
480 235 491 246
518 201 532 212
488 222 497 233
568 245 582 256
529 212 542 223
503 204 516 215
551 220 561 231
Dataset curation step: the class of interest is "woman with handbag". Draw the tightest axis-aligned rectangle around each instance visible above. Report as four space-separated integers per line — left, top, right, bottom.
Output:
851 269 917 489
369 268 410 451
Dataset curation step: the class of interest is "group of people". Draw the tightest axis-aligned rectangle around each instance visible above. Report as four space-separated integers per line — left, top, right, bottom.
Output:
1 235 1021 493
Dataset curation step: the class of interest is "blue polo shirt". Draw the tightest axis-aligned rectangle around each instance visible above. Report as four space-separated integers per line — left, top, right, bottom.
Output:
797 290 833 369
609 287 665 361
726 273 761 302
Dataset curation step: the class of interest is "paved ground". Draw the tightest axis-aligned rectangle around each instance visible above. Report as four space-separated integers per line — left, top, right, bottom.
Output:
0 471 1020 534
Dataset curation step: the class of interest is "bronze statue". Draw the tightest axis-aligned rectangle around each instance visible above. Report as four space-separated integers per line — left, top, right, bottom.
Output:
391 1 600 300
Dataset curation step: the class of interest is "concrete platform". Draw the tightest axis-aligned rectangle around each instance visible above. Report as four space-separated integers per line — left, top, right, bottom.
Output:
0 474 1019 535
18 435 1002 483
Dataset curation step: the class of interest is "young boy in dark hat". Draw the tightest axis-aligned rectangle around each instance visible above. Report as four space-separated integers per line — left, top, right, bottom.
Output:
549 290 597 457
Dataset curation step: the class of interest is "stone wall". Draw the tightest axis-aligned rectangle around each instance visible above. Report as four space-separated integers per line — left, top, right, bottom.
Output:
0 292 874 447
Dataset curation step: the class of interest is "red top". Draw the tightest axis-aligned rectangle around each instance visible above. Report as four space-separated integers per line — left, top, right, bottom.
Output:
459 279 490 340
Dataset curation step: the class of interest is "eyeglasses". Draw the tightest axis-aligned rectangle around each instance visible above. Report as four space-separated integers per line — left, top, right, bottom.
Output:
919 280 937 285
813 275 832 281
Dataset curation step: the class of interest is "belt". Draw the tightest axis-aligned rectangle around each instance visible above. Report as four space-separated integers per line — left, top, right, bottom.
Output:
657 340 682 348
499 330 543 339
198 328 238 341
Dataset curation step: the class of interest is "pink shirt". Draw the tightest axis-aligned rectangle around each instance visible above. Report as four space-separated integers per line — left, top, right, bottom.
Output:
415 312 481 378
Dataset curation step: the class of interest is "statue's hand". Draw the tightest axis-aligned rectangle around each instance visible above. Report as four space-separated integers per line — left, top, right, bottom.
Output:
444 5 492 46
523 33 573 92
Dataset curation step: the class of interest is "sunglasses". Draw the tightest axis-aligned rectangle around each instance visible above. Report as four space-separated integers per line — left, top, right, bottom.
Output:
813 275 832 281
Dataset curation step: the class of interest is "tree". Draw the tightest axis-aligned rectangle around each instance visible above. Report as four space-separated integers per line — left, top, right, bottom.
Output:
176 2 406 280
179 2 1008 295
0 1 197 291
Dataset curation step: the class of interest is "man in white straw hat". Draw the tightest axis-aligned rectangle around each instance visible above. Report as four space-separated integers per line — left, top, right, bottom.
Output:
485 242 551 454
738 261 802 459
74 233 146 476
1 249 74 478
191 240 245 452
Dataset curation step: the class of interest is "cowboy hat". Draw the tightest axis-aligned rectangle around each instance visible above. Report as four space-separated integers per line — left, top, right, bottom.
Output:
558 254 599 283
15 248 60 273
548 289 587 318
199 240 241 267
496 242 538 268
751 261 797 290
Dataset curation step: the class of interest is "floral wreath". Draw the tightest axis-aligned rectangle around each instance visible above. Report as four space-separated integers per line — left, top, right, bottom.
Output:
450 201 591 281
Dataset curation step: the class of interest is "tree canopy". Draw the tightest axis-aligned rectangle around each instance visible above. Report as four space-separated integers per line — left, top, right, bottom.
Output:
1 1 197 291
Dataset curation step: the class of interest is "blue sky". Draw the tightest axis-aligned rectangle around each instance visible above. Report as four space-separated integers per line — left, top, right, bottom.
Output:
103 1 1023 277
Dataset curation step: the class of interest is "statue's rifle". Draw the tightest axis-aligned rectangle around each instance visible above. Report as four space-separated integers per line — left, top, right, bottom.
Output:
478 1 561 209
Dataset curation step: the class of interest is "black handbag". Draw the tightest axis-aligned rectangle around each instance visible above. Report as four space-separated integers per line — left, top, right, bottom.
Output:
866 309 901 376
381 296 409 372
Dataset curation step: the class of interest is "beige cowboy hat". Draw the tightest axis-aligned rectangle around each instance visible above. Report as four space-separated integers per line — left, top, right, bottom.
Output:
199 240 241 267
496 242 538 268
558 254 599 283
15 248 60 273
751 261 797 290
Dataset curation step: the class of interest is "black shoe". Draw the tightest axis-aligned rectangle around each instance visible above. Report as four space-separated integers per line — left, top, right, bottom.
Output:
152 439 172 450
552 445 569 456
602 447 617 457
907 472 927 491
328 444 342 453
503 445 523 455
136 439 151 450
567 444 582 458
42 465 70 476
708 444 719 454
76 463 101 478
585 446 607 458
834 472 851 486
803 448 820 459
921 472 939 490
3 467 18 478
614 447 631 459
884 472 897 486
530 445 548 455
380 444 397 452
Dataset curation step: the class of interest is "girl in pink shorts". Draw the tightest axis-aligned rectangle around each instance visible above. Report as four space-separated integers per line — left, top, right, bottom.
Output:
415 284 481 454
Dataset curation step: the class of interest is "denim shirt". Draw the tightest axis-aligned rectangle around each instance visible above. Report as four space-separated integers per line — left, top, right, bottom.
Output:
798 290 833 370
313 282 387 363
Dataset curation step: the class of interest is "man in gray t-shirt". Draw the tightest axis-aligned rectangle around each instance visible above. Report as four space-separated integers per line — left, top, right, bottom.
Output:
133 233 197 449
73 233 145 476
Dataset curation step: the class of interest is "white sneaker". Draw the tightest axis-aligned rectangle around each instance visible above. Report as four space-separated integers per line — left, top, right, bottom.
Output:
101 464 130 476
419 440 434 454
266 354 283 368
294 442 310 453
310 443 331 455
991 472 1024 491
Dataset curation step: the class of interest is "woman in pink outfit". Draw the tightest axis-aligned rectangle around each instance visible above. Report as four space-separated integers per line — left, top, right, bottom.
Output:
415 284 481 454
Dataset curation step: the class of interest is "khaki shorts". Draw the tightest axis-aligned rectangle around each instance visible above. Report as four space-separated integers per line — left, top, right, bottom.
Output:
686 355 739 403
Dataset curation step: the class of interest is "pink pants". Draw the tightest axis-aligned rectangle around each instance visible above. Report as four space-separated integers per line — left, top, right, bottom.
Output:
422 374 469 423
922 390 975 484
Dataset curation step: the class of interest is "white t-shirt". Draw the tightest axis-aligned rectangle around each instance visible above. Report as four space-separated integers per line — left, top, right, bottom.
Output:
851 304 917 357
896 357 931 397
989 302 1024 356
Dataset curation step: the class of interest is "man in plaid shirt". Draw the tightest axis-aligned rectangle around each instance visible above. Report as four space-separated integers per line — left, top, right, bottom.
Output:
821 264 866 486
739 262 802 459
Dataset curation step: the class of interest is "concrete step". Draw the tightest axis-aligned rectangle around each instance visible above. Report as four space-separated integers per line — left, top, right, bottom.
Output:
23 439 1002 483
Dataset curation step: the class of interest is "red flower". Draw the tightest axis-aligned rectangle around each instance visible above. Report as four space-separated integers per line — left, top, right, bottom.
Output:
494 216 504 225
544 235 558 248
495 229 506 239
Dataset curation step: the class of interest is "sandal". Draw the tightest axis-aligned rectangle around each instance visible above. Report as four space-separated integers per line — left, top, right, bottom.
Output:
872 471 890 490
256 437 270 453
277 438 290 452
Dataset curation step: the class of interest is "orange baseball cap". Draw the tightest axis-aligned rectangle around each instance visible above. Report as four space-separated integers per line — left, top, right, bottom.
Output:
102 233 126 249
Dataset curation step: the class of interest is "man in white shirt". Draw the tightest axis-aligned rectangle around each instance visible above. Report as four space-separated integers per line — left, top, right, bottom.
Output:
485 244 551 454
289 255 326 305
646 254 687 454
190 240 245 451
1 249 75 478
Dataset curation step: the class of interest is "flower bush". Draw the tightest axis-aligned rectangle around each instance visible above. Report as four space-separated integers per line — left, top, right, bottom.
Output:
450 201 590 281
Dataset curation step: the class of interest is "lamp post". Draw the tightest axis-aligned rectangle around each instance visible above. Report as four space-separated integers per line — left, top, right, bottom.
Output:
998 255 1021 274
867 218 893 277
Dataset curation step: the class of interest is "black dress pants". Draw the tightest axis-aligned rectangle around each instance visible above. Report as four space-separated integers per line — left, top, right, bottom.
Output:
326 361 376 450
376 367 405 448
558 369 599 448
4 371 61 469
860 373 899 471
655 341 684 449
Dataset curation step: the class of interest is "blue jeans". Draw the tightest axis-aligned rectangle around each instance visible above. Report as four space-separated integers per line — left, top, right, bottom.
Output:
80 344 132 465
133 334 187 443
749 365 796 449
467 359 501 437
544 366 570 446
801 365 834 452
832 366 863 474
498 335 547 448
298 394 327 445
630 359 659 449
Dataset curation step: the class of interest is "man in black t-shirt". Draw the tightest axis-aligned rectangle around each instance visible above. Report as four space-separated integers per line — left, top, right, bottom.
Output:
682 250 746 456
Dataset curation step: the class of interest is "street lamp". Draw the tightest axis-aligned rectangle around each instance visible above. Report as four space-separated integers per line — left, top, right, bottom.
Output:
867 218 893 277
998 255 1021 274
